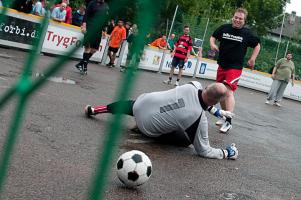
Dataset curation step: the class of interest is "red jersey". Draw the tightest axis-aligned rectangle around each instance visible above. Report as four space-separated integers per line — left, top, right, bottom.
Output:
174 35 193 59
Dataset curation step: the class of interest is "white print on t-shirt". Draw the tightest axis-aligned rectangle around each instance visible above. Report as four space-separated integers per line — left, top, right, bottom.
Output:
222 33 243 42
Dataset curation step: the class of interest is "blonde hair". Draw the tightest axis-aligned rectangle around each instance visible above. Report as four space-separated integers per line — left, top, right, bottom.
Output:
235 8 248 20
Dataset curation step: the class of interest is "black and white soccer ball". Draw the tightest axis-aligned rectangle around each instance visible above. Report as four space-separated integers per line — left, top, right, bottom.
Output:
116 150 152 187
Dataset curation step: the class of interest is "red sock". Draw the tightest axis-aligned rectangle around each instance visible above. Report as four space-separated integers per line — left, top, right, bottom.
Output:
93 105 108 114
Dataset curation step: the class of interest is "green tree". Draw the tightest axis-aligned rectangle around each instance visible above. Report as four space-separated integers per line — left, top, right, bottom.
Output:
69 0 85 9
242 0 285 35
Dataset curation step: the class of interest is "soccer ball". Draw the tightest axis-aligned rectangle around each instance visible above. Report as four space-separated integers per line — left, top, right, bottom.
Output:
116 150 152 187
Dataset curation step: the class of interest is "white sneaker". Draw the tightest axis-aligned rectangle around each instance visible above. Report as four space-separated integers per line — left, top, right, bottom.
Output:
219 121 232 133
216 118 225 126
163 79 172 85
265 100 270 104
274 102 282 107
174 81 179 86
84 105 95 117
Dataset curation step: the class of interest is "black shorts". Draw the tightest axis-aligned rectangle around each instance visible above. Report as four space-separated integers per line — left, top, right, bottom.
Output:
171 56 185 69
108 46 119 53
83 30 102 49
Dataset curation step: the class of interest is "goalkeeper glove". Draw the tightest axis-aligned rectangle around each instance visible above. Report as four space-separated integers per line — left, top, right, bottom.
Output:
222 143 238 160
208 106 234 118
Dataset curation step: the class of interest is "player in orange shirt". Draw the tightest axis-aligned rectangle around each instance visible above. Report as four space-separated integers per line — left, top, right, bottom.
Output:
106 20 127 67
150 35 167 49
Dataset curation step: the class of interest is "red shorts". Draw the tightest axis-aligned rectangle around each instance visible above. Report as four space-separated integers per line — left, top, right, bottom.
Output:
216 66 242 91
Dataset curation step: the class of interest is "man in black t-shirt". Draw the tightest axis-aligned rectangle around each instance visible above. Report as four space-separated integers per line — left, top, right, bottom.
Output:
210 8 261 133
75 0 109 75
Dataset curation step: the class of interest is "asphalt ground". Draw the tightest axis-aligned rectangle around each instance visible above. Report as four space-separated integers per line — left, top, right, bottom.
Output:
0 47 300 200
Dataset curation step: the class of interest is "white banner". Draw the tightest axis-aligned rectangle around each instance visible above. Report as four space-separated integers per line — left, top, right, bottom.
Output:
195 59 218 80
161 53 198 76
42 23 107 62
138 48 163 71
239 69 301 101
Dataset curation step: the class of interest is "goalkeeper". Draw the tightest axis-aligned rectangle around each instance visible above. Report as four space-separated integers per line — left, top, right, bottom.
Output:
85 82 238 160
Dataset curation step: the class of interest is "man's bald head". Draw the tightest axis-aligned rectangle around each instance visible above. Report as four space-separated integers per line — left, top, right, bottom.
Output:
202 83 227 106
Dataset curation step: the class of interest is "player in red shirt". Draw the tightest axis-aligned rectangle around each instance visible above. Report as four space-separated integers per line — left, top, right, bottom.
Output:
163 26 193 86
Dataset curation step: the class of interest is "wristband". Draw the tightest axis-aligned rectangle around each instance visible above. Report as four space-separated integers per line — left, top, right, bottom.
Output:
208 106 222 118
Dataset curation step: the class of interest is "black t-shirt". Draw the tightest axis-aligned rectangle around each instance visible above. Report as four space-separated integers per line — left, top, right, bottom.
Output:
212 24 260 69
83 0 109 29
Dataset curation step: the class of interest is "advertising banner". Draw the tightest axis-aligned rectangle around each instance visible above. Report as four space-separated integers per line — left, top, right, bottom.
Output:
0 9 40 49
42 23 107 62
239 69 301 101
195 59 217 79
161 53 198 76
137 48 162 71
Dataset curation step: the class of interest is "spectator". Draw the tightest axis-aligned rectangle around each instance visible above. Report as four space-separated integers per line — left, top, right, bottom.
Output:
63 0 72 24
32 0 45 16
72 4 86 26
150 35 167 49
13 0 34 13
0 1 3 7
51 2 66 22
120 24 140 72
145 33 152 45
125 21 132 37
167 33 176 51
106 19 115 35
106 20 127 67
55 0 72 24
266 52 295 106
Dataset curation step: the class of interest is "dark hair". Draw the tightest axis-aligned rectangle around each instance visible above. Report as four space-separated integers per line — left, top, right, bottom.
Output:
287 51 293 55
184 25 189 29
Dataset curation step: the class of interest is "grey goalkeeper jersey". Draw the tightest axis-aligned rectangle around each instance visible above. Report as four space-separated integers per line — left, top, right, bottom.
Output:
133 82 224 159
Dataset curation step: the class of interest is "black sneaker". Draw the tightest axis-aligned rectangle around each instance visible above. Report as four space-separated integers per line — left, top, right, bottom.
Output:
106 63 112 67
75 63 83 72
83 65 87 75
85 105 94 117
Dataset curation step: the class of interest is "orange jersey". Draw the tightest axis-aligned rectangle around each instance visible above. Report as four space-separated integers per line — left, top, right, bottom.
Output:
109 26 127 48
150 38 167 48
